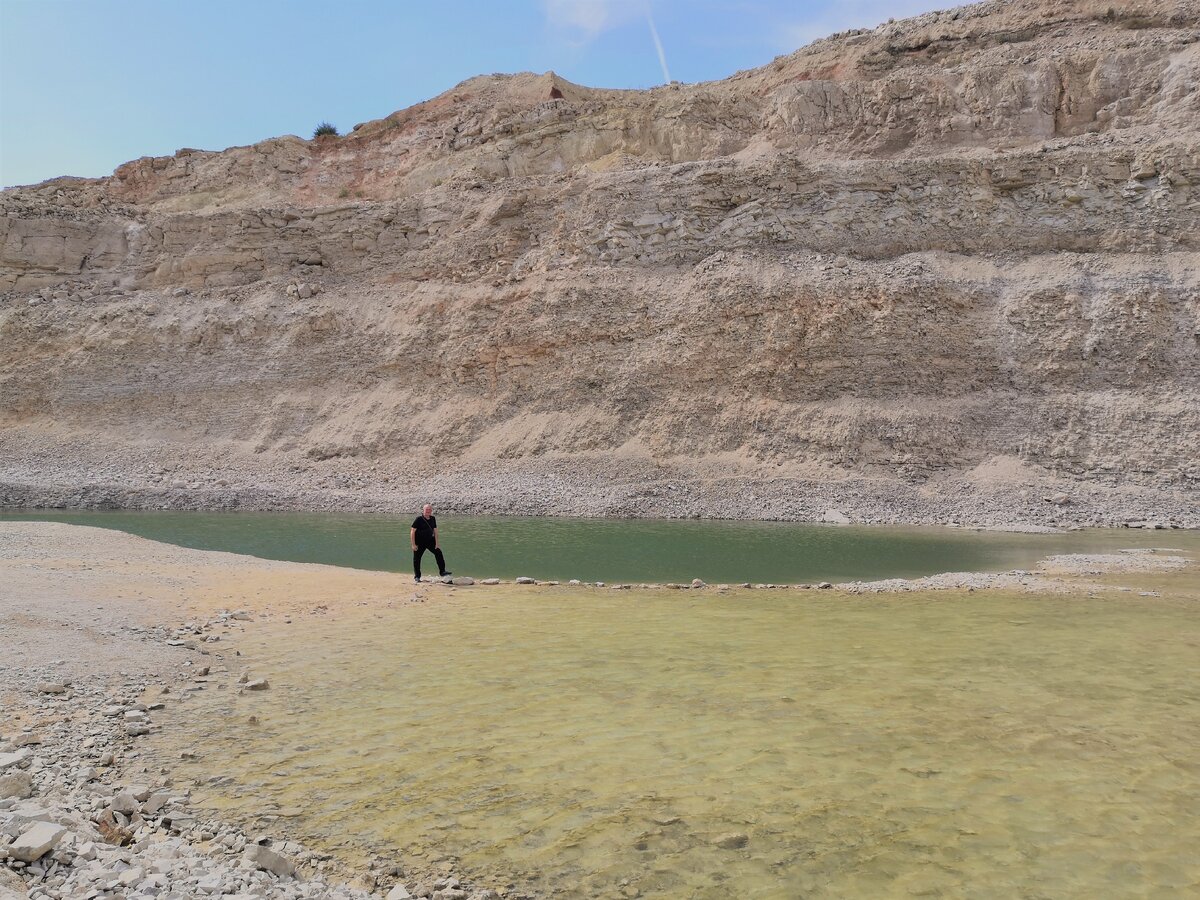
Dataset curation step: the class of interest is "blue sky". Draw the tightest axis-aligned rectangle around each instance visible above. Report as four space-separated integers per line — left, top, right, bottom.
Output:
0 0 941 188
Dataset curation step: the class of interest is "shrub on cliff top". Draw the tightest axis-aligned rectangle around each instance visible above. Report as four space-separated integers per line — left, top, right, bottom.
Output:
313 122 338 138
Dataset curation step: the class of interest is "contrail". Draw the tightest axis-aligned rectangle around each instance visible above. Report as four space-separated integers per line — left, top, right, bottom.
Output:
646 6 671 83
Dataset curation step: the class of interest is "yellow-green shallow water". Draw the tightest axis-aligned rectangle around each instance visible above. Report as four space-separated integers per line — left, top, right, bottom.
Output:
148 573 1200 898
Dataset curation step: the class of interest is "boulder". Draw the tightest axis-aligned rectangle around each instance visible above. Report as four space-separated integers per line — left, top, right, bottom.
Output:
515 576 536 584
110 791 139 815
0 771 33 800
0 750 29 771
244 843 296 877
5 821 67 862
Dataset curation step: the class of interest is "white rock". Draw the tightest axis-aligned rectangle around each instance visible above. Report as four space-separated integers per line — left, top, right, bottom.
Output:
110 791 139 815
6 821 67 862
243 843 296 877
515 576 536 584
0 750 30 771
0 771 33 799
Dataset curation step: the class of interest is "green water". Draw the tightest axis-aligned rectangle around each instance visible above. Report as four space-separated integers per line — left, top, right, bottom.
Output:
149 579 1200 898
1 509 1195 583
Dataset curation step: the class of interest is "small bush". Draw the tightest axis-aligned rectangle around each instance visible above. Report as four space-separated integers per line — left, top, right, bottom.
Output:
313 121 338 138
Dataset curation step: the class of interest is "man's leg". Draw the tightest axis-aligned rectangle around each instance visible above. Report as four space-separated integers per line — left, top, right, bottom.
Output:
432 547 448 577
413 546 425 581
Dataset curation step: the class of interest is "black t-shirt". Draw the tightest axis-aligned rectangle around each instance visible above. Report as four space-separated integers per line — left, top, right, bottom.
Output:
412 515 438 545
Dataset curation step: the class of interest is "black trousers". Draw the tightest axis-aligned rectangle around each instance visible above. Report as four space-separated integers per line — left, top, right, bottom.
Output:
413 543 447 579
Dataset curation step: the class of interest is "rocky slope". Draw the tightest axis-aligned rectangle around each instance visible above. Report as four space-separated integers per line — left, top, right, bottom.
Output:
2 0 1198 525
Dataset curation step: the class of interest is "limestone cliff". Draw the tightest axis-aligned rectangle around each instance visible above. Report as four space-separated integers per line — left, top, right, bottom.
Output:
2 0 1198 525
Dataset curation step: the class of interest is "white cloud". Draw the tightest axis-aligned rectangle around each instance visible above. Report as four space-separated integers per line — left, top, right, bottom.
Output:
541 0 643 39
542 0 672 84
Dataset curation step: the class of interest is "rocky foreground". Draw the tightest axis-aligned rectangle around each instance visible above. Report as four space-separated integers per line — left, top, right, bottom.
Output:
2 0 1199 524
0 524 501 900
0 630 501 900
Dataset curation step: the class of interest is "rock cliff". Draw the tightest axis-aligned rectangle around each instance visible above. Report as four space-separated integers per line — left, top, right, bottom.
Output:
2 0 1198 525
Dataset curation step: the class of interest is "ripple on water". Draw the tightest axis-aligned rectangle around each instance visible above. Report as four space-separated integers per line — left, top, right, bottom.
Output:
150 585 1200 898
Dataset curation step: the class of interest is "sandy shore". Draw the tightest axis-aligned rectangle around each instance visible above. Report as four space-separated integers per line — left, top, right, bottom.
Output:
1 523 1195 899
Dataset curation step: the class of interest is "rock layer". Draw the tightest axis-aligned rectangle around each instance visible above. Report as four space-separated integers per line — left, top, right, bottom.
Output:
2 0 1198 522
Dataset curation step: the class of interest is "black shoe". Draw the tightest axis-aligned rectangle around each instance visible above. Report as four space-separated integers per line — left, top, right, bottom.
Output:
414 576 421 583
441 571 452 577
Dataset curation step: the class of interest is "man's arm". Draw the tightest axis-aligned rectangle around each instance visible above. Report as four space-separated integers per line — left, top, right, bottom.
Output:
433 527 439 550
410 526 418 551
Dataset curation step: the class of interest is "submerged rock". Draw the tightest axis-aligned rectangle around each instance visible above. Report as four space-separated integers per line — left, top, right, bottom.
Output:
713 832 749 850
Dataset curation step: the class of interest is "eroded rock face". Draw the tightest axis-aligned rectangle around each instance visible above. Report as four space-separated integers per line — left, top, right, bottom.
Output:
1 0 1198 515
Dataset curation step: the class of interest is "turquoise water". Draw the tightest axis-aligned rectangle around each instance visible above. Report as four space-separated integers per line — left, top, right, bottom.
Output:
1 509 1193 583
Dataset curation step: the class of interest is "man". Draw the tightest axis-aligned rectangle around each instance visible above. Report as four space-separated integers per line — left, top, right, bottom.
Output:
411 503 451 583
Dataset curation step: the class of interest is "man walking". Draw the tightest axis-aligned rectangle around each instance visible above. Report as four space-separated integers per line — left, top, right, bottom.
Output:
411 503 451 583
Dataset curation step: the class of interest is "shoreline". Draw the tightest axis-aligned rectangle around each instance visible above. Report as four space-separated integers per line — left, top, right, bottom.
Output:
3 479 1195 531
2 437 1197 531
2 523 1196 899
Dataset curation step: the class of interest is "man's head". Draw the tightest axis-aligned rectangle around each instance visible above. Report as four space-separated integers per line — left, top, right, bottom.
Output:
423 504 433 518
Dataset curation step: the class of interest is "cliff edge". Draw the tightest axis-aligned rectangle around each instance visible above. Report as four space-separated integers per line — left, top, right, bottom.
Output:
2 0 1198 526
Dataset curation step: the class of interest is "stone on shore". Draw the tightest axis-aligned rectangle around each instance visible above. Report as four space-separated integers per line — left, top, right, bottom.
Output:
515 576 536 584
110 790 140 815
245 678 270 691
0 751 30 771
35 681 67 694
244 842 296 877
5 821 67 862
0 770 33 800
451 576 475 586
387 886 413 900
